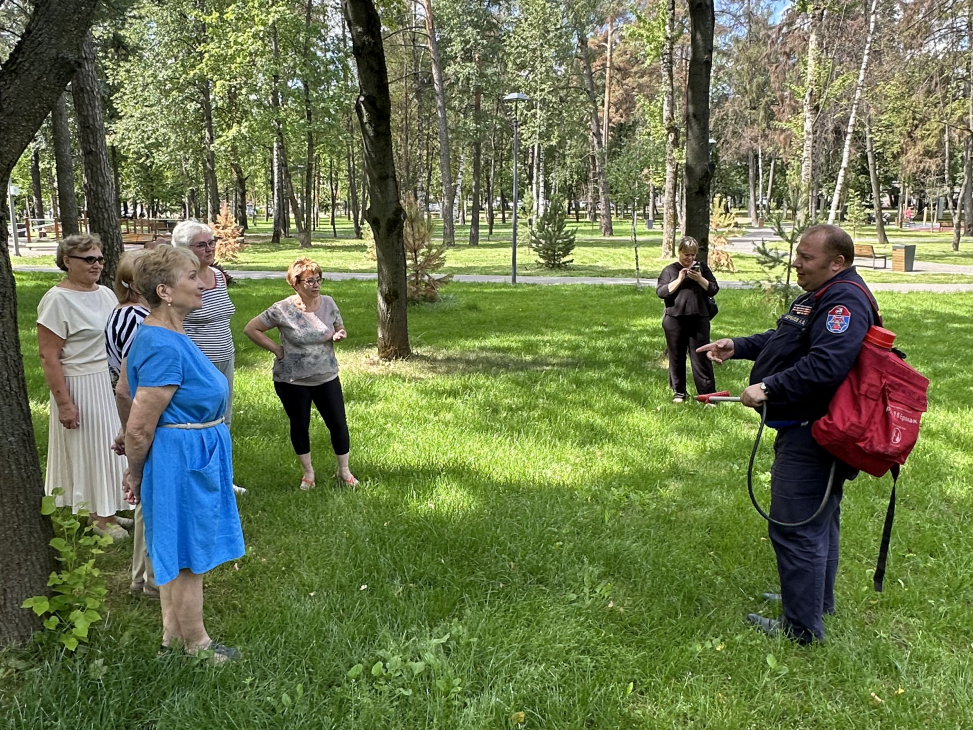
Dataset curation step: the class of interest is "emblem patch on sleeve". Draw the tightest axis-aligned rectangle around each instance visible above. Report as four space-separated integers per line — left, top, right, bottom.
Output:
826 305 851 333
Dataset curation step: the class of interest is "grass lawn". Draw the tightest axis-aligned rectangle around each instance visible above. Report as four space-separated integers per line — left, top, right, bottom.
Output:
12 216 973 284
3 275 972 728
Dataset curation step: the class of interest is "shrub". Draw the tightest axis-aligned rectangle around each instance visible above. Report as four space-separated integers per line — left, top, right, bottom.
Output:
529 199 576 269
403 194 451 302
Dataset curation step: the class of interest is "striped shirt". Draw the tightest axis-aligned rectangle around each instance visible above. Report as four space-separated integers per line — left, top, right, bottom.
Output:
183 267 236 363
105 304 149 379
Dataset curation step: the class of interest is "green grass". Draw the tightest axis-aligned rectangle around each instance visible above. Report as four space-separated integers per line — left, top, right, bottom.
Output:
14 217 973 284
3 274 973 728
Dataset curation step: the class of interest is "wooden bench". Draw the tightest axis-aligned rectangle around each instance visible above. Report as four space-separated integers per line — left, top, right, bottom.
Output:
854 244 887 269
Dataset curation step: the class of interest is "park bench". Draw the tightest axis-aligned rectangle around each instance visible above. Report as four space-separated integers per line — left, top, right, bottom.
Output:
854 244 887 269
121 219 171 246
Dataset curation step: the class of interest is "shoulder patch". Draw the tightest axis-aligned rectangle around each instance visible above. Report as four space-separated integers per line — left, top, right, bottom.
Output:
826 305 851 334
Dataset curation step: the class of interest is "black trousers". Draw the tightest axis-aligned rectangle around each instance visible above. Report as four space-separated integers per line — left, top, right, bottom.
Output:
769 425 852 644
662 313 716 397
273 378 350 456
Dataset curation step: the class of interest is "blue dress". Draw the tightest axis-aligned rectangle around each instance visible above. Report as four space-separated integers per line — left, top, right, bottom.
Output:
127 325 244 585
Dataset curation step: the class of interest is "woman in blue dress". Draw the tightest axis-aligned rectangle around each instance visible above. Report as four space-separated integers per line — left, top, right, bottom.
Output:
122 245 245 662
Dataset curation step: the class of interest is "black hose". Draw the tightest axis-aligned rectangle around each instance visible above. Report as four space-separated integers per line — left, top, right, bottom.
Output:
746 402 836 528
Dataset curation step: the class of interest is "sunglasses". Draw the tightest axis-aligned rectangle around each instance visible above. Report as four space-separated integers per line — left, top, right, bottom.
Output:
69 255 105 265
190 240 217 250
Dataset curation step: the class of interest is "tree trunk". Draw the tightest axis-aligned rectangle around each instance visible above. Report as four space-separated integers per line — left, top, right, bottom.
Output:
342 0 411 359
766 155 776 214
299 0 314 248
587 150 597 223
346 135 362 238
271 23 287 243
748 148 757 223
421 0 455 247
685 0 715 261
73 33 122 285
30 147 45 219
457 147 466 225
470 89 482 245
662 0 678 257
800 4 825 222
231 162 248 231
329 158 338 237
199 80 220 224
864 113 888 245
577 26 613 236
0 0 102 648
603 17 613 148
827 0 878 224
51 92 80 236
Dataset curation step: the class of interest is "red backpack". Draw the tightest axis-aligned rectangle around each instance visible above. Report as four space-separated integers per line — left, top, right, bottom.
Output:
810 280 930 591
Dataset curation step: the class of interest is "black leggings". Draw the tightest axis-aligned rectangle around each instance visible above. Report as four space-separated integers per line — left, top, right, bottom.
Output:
662 313 716 397
273 378 350 456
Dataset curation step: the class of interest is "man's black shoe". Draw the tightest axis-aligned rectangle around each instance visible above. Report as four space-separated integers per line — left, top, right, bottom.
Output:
762 592 782 603
746 613 782 638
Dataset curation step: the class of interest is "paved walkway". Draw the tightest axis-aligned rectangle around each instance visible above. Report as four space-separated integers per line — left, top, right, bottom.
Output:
12 264 973 293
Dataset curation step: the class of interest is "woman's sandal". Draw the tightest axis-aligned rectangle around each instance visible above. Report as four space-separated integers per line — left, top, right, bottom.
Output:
336 471 359 488
300 476 316 491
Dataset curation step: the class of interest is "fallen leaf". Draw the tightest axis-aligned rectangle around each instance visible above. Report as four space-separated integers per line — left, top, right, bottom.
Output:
870 692 884 705
510 711 526 725
360 584 368 591
894 687 904 696
716 643 725 651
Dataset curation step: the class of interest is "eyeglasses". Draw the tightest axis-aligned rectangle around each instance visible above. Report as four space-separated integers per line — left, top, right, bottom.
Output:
190 240 216 250
69 255 105 265
299 277 322 285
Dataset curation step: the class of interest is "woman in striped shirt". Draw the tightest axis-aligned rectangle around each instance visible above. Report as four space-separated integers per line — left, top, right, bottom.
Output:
172 220 244 494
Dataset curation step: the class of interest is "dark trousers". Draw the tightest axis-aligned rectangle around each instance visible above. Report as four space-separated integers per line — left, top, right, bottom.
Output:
769 425 850 644
273 378 350 456
662 313 716 397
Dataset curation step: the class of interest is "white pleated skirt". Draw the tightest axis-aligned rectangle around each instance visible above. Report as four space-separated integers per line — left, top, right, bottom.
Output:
46 369 127 517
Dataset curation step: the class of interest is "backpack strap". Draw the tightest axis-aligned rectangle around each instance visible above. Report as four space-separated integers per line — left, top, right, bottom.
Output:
814 279 883 327
873 464 898 592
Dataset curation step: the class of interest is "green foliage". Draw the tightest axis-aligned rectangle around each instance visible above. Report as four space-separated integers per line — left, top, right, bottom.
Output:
528 199 577 268
844 196 868 241
21 491 111 652
708 195 737 273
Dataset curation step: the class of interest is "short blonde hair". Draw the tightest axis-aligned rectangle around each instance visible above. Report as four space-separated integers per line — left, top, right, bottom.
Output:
133 245 199 308
113 251 146 304
286 258 323 288
56 233 102 272
678 236 699 254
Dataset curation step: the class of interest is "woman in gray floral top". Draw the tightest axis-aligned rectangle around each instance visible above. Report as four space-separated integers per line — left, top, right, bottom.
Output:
244 258 357 490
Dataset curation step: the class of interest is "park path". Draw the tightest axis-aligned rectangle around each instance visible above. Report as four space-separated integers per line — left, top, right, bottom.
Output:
11 263 973 292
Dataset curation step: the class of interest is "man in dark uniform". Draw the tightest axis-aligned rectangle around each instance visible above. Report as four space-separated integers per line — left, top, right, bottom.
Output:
698 224 878 644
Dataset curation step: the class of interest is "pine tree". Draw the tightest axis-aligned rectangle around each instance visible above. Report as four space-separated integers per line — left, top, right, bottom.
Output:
213 202 246 263
529 199 576 268
402 194 452 301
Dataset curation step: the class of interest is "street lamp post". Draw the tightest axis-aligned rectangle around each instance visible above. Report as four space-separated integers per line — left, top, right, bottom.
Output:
7 184 20 257
503 92 528 284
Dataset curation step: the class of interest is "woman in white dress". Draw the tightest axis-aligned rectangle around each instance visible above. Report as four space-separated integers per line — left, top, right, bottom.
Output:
37 234 128 539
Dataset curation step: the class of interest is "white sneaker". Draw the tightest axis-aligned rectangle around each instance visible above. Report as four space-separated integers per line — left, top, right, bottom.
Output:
233 484 247 495
92 522 129 540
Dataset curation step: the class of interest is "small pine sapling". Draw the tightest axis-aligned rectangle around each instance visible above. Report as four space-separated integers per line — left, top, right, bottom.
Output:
403 194 452 302
213 202 246 263
844 196 868 241
708 194 737 273
529 199 577 269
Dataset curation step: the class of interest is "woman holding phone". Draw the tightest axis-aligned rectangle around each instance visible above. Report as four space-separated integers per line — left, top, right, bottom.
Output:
656 236 719 402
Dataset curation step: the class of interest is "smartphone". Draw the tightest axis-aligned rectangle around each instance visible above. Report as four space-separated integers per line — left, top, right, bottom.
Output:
690 262 701 272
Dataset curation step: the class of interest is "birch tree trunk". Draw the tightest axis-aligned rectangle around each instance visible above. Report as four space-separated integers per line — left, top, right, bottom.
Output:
662 0 678 256
800 4 825 222
747 148 757 223
827 0 879 224
421 0 455 247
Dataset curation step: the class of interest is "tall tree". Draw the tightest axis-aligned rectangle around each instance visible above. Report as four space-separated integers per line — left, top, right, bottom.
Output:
662 0 678 256
421 0 456 247
0 0 101 648
684 0 714 260
576 24 614 236
827 0 879 224
799 2 825 221
341 0 411 359
51 92 80 235
72 32 123 284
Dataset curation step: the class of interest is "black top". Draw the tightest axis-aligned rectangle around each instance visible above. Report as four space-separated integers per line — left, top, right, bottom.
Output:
656 261 719 317
732 267 878 422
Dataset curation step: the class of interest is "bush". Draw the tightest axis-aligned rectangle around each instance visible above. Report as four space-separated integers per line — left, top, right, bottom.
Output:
529 200 576 269
402 194 451 302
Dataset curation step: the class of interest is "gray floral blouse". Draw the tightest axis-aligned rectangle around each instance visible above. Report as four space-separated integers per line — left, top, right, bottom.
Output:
258 295 344 385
